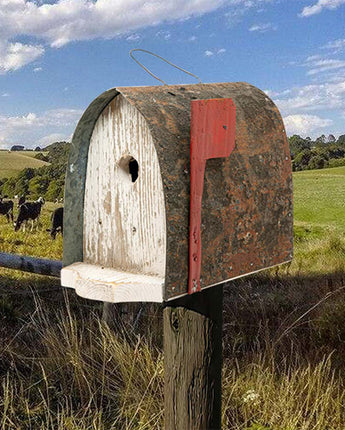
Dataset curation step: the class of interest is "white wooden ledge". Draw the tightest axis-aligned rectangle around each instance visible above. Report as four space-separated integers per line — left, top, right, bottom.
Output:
61 262 164 303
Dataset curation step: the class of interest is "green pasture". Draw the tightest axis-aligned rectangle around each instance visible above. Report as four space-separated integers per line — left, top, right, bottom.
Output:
294 166 345 233
15 150 49 158
291 166 345 275
0 150 49 179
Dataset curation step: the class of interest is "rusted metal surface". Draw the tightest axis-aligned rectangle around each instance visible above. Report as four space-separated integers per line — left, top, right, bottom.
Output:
189 98 236 294
0 252 62 277
119 83 293 300
64 82 293 302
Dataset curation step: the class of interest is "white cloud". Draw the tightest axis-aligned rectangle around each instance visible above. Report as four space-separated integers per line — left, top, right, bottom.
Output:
225 0 272 26
1 93 10 97
204 48 226 57
322 39 345 52
0 0 226 47
264 88 291 98
38 133 70 146
0 41 44 73
283 114 333 135
249 22 277 32
301 54 345 78
305 54 322 62
126 33 142 42
274 81 345 114
0 0 250 71
0 0 280 72
300 0 345 17
33 67 43 72
156 30 171 41
188 35 197 42
0 108 82 147
307 59 345 75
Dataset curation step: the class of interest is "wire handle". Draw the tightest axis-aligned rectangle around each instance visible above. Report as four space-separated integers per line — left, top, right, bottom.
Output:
129 49 201 86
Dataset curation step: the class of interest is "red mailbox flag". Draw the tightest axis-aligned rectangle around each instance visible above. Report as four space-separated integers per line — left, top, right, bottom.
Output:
189 98 236 294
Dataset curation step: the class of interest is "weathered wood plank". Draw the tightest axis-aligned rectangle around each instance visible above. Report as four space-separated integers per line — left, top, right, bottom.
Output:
164 285 223 430
63 88 119 267
61 262 164 302
82 94 166 301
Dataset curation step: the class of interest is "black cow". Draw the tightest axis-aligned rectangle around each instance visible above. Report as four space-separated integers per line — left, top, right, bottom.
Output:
14 197 45 232
0 200 14 222
18 195 26 207
47 207 63 239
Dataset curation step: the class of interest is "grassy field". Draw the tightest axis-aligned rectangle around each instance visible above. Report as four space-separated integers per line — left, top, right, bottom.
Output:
15 150 49 158
291 166 345 276
1 167 345 429
294 166 345 232
0 150 49 178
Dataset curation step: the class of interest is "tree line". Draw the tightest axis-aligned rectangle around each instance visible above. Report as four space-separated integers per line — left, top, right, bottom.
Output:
290 133 345 171
0 142 69 202
1 134 344 202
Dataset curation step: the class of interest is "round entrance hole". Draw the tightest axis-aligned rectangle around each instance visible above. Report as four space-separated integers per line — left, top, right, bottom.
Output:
118 155 139 183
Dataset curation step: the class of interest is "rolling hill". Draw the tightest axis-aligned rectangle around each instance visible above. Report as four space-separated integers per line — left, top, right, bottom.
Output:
0 150 50 179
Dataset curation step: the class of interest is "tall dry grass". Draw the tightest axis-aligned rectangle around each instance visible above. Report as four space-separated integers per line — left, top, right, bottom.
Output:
1 293 164 429
2 274 345 429
223 356 345 429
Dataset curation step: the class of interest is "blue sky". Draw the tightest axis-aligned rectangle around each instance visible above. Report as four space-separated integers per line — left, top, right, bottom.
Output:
0 0 344 148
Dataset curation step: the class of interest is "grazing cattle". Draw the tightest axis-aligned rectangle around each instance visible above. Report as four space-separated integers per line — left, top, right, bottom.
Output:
14 197 45 232
47 207 63 239
0 200 14 222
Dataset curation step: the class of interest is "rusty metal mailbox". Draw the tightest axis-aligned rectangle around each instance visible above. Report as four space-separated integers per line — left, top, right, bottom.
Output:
61 82 293 303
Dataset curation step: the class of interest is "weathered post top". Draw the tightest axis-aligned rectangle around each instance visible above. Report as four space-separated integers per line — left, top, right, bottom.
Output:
61 82 293 303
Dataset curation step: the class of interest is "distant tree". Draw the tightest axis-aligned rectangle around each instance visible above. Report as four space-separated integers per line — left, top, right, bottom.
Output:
14 168 35 196
293 149 312 170
308 155 326 170
28 176 49 200
315 134 326 145
1 177 16 197
10 145 24 151
327 134 336 143
34 152 49 162
327 145 345 159
288 135 311 157
45 180 60 201
0 141 70 201
35 146 41 151
337 135 345 145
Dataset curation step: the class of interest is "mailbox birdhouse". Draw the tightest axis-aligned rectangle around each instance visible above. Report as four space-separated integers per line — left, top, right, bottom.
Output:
61 82 293 303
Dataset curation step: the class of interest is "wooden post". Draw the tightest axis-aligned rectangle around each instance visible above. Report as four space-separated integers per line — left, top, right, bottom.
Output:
164 285 223 430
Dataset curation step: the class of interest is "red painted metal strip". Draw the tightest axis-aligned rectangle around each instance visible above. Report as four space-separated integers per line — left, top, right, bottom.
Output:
189 98 236 294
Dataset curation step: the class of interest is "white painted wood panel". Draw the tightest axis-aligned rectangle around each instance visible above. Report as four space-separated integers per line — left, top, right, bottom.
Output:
61 262 164 303
76 94 166 302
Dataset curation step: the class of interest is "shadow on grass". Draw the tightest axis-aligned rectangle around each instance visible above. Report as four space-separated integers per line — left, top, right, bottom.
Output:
223 270 345 366
2 267 345 366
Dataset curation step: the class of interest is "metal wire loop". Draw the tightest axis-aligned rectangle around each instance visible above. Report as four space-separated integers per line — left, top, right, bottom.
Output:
129 49 202 86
